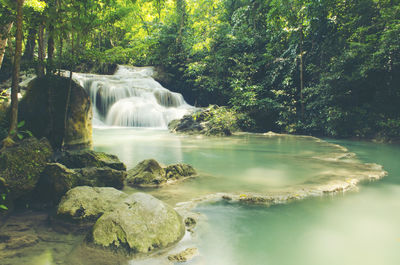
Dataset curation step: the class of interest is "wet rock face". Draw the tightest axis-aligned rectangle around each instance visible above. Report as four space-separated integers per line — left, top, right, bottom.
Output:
90 192 185 254
58 150 126 171
126 159 197 188
57 186 128 223
19 76 92 150
0 137 53 201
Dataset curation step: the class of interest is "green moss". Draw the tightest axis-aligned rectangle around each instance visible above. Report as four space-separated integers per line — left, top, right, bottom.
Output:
0 137 53 201
58 150 126 171
169 105 242 136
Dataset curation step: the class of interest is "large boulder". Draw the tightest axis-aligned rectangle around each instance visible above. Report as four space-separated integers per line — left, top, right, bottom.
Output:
126 159 197 188
90 193 185 254
0 137 53 200
34 163 80 204
19 76 92 150
58 150 126 171
126 159 166 186
35 164 127 204
75 167 126 189
57 186 128 223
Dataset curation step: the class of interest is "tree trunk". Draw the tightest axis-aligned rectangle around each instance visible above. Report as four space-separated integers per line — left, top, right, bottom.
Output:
37 22 45 77
0 22 13 69
47 24 55 75
299 20 305 119
58 36 63 75
62 70 72 150
22 27 36 62
8 0 24 138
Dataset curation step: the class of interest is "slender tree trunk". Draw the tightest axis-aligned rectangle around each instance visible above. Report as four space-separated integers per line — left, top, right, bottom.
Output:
8 0 24 139
58 36 63 75
299 20 305 119
0 22 13 69
22 27 36 62
47 24 55 75
62 70 72 150
7 38 13 60
37 22 45 77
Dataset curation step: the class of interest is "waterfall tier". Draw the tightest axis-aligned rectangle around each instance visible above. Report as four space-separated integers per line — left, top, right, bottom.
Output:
73 66 193 128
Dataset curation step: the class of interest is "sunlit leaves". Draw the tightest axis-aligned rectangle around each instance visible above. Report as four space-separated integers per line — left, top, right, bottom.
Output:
24 0 46 12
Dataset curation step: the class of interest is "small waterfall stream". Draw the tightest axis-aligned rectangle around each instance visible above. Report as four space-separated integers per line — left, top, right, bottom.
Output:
73 66 193 128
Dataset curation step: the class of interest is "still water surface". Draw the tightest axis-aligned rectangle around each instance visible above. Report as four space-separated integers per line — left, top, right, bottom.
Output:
92 128 400 265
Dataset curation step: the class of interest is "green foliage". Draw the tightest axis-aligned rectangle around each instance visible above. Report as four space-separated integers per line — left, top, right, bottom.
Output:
2 0 398 140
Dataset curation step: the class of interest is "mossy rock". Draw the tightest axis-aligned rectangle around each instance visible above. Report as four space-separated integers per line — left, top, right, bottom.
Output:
34 163 80 204
126 159 165 186
19 76 92 150
126 159 197 188
75 167 127 189
57 186 128 223
35 163 126 205
165 164 196 179
168 105 239 136
90 192 185 254
0 137 53 200
58 150 126 171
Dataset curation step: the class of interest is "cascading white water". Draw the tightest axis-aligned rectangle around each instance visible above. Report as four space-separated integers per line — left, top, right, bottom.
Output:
73 66 194 128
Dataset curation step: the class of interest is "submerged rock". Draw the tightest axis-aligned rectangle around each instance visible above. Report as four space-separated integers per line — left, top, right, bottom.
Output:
19 76 92 150
184 217 197 228
57 186 128 222
90 193 185 254
168 248 199 263
126 159 197 188
0 137 53 201
58 150 126 171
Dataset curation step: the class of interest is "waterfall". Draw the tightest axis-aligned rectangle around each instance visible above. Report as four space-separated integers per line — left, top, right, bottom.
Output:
73 66 194 128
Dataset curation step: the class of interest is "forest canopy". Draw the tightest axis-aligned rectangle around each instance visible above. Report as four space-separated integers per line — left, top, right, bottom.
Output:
1 0 399 140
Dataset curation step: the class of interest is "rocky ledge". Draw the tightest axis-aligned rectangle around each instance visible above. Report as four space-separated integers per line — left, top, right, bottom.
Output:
0 137 127 210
